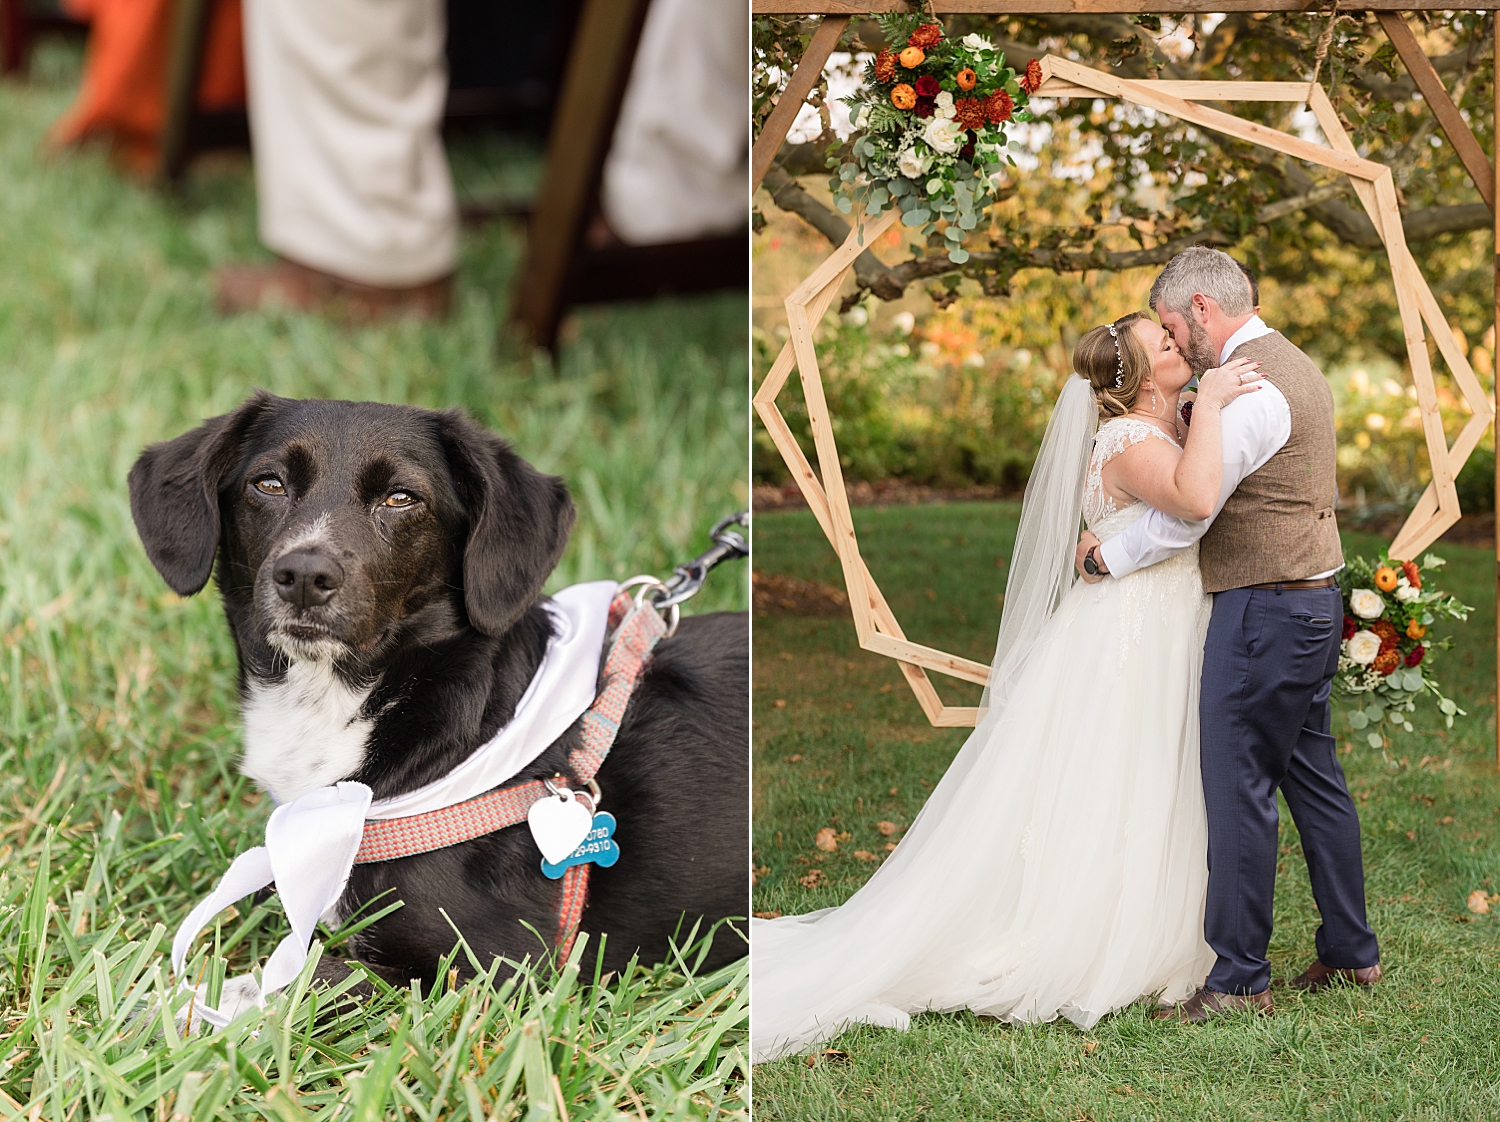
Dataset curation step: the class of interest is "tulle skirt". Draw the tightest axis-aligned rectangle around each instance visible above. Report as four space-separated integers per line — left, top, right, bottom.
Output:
750 546 1216 1063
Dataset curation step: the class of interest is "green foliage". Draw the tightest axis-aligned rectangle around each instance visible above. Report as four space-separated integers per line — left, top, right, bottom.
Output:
0 42 745 1117
752 506 1500 1120
754 314 1056 490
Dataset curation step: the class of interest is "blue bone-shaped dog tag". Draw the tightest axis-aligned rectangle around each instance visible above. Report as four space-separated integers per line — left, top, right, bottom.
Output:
540 812 620 879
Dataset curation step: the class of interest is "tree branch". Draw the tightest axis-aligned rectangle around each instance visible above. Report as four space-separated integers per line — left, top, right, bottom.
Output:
762 163 904 300
764 161 1494 309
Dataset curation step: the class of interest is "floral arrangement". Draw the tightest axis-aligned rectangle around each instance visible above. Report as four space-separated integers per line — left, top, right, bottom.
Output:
830 12 1039 263
1336 553 1470 746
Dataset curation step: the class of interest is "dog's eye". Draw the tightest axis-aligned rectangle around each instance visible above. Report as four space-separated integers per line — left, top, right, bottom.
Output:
254 477 286 496
384 491 416 508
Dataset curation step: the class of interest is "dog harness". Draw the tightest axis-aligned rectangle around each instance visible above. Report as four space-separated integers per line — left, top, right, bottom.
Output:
353 587 667 959
171 581 667 1024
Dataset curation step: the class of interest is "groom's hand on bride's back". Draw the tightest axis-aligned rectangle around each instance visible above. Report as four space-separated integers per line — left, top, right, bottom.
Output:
1076 531 1104 583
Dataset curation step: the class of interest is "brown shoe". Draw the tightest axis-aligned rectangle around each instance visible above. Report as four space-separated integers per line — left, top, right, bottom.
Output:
214 259 452 322
1289 959 1382 993
1154 987 1273 1023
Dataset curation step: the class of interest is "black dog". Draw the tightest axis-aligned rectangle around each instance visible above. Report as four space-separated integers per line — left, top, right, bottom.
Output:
128 392 747 993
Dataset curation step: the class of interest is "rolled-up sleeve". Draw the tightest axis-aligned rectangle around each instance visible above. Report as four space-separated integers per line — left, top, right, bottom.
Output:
1096 384 1290 579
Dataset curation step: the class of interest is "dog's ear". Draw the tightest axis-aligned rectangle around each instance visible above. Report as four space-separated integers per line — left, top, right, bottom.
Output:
437 411 576 637
127 393 276 595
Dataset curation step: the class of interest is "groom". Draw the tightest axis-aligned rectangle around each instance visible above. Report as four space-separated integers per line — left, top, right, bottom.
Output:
1075 247 1381 1021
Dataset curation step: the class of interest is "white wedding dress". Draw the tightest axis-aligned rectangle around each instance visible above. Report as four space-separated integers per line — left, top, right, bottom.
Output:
751 414 1217 1064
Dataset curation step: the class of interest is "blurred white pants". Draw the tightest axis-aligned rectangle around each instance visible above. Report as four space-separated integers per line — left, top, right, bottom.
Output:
243 0 458 287
602 0 747 245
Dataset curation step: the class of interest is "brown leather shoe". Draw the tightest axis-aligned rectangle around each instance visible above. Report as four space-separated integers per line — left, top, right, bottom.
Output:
1289 959 1382 993
214 259 452 322
1154 987 1273 1023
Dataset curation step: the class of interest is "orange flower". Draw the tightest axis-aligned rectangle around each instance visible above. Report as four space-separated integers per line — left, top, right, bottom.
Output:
956 67 977 91
986 90 1014 123
954 97 988 131
1401 560 1421 589
1406 618 1427 640
899 46 925 68
875 48 896 84
1020 58 1044 93
1373 649 1401 676
907 22 943 49
1374 566 1399 591
890 83 917 110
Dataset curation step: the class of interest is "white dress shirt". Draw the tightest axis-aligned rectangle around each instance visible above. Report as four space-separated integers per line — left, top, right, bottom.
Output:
1096 315 1331 580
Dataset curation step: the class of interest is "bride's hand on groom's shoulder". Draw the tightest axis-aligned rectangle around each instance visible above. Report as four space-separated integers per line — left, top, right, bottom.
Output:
1195 358 1264 412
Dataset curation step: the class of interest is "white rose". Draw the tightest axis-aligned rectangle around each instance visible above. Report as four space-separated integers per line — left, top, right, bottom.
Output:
854 105 870 129
936 91 955 109
1346 631 1382 666
923 116 965 155
897 146 931 179
962 33 994 51
1395 584 1420 602
1349 588 1384 619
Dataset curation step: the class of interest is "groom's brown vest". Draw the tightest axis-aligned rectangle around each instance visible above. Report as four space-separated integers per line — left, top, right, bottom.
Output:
1198 331 1343 594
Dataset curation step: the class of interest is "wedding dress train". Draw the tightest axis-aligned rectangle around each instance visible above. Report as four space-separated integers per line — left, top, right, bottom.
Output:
751 415 1217 1063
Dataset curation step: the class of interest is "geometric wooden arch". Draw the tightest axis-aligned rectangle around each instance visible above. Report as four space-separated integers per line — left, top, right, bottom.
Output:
754 56 1496 728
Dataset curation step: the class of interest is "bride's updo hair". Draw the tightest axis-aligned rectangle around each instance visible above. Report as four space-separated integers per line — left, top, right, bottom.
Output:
1074 312 1151 418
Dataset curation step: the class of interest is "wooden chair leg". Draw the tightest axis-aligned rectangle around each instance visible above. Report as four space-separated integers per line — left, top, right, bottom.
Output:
160 0 214 184
507 0 652 352
1 0 29 77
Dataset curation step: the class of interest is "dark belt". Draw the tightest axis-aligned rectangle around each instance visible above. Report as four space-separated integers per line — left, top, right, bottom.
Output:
1244 576 1339 591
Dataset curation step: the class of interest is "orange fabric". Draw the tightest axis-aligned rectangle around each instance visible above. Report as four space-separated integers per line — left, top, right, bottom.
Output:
49 0 245 171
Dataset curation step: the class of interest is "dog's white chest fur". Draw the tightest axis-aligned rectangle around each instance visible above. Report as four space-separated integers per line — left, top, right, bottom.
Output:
241 661 374 804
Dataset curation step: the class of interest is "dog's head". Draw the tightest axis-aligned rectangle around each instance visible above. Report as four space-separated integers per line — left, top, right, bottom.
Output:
128 393 575 670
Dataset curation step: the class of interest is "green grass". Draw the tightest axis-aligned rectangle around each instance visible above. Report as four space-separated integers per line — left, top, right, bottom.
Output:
752 503 1500 1120
0 43 747 1119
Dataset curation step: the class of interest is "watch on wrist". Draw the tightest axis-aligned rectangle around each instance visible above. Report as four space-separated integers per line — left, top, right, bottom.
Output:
1083 546 1101 577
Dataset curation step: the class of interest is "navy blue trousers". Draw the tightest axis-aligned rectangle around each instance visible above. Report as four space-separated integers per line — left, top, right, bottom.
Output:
1200 585 1380 994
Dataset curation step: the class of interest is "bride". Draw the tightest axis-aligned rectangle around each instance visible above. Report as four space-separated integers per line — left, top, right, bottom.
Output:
751 313 1263 1063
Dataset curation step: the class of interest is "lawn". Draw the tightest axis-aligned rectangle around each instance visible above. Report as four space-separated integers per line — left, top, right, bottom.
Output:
0 43 747 1120
752 502 1500 1121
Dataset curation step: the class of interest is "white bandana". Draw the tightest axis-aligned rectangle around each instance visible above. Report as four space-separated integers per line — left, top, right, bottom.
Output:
171 581 619 1025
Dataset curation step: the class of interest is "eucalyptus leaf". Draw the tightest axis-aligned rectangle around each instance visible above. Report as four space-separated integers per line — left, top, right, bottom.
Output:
1367 732 1384 748
903 209 930 226
948 248 970 264
1349 711 1368 730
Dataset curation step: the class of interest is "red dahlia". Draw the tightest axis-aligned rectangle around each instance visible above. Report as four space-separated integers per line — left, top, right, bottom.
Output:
1370 619 1399 651
1405 645 1425 667
1021 58 1044 93
914 97 936 119
986 90 1014 123
907 22 943 49
875 48 896 84
1342 616 1358 640
915 75 940 98
954 97 987 131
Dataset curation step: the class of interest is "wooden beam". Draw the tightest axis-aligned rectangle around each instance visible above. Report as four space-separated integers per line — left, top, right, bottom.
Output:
159 0 213 185
1377 12 1494 212
508 0 652 351
754 1 1500 12
752 15 848 193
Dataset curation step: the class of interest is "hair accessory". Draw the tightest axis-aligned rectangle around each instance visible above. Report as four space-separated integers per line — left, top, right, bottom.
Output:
1106 323 1125 389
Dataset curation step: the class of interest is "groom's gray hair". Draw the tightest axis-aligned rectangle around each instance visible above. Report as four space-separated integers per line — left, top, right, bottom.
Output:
1149 247 1255 320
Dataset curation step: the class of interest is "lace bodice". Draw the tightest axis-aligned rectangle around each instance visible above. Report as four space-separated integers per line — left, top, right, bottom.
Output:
1084 416 1182 537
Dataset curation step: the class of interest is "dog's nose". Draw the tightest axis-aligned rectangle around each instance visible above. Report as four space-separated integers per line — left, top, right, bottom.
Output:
272 549 345 609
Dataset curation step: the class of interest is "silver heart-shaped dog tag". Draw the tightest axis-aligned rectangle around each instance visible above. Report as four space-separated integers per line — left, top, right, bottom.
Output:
527 790 595 866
